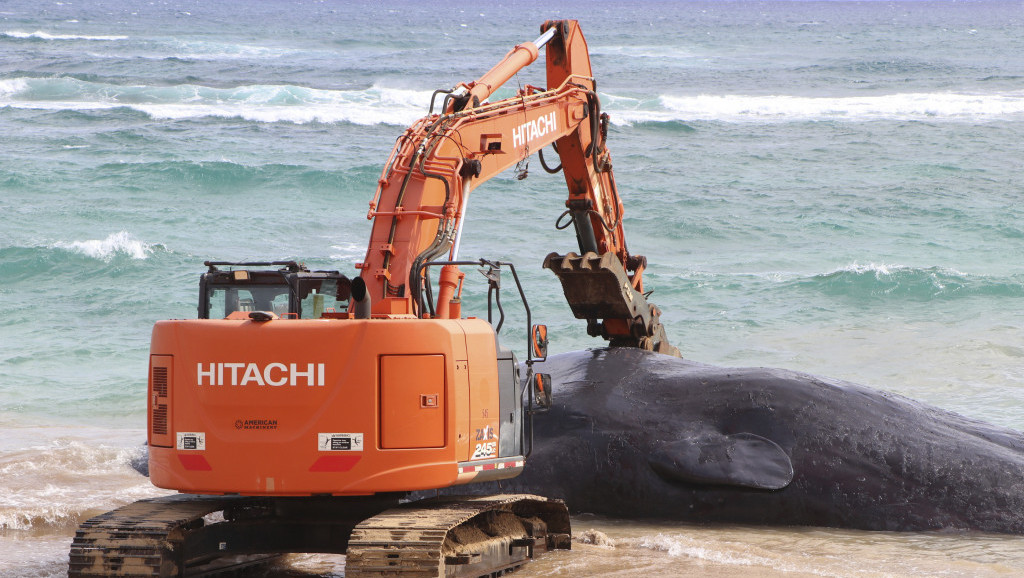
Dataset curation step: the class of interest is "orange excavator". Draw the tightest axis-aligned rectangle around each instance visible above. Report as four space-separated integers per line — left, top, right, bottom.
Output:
70 20 677 577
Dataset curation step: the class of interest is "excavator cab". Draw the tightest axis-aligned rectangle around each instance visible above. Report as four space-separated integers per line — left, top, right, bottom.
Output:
199 261 351 319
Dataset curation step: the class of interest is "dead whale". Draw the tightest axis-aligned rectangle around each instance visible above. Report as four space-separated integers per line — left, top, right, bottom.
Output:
455 347 1024 534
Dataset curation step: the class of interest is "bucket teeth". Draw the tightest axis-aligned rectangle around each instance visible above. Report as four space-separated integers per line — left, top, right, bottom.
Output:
543 251 679 357
543 251 640 320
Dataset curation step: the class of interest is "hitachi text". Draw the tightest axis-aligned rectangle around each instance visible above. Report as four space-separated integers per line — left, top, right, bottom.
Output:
197 363 326 387
512 112 557 148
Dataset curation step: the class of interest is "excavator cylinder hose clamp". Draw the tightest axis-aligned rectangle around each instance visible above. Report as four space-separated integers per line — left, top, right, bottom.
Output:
532 372 553 409
531 324 549 361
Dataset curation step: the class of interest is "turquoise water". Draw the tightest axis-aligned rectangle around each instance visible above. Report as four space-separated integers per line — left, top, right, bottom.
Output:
3 1 1024 575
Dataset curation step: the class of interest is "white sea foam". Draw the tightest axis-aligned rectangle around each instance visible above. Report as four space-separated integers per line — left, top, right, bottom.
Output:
0 77 29 96
614 91 1024 124
9 73 1023 125
831 262 904 277
636 534 750 565
131 101 422 126
2 30 127 41
575 529 617 548
0 77 431 126
589 44 695 59
128 38 318 61
55 231 154 261
0 437 169 532
129 84 430 125
77 38 329 63
827 262 970 279
631 533 839 577
329 242 366 261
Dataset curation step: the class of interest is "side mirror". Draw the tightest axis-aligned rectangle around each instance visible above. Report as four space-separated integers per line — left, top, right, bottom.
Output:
531 324 548 361
531 372 552 409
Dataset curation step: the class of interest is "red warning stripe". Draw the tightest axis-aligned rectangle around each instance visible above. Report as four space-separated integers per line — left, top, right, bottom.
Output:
178 454 212 471
459 459 524 474
309 455 361 472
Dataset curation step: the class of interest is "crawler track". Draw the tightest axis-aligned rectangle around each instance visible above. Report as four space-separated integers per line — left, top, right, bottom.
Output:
69 495 271 577
347 494 571 577
69 494 570 577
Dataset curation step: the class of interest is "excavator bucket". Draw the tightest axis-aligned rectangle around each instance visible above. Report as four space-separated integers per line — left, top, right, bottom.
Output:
543 252 680 357
543 251 645 319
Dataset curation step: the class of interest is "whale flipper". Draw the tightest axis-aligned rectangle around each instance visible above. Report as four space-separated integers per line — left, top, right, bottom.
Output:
648 432 794 490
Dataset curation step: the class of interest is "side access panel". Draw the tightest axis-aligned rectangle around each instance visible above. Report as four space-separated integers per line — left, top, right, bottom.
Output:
379 354 446 449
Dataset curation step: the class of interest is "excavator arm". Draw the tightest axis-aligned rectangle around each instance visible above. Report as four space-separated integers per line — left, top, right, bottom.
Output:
356 20 678 356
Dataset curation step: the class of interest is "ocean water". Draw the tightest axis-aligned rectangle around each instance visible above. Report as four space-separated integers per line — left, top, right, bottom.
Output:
3 0 1024 575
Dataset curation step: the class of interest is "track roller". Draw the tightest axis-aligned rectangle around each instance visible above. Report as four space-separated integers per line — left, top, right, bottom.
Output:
346 494 571 577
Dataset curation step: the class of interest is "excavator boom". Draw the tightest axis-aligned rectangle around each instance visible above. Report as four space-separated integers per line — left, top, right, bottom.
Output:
359 20 678 355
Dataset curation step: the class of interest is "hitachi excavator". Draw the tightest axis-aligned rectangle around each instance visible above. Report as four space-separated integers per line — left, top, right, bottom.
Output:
69 20 677 577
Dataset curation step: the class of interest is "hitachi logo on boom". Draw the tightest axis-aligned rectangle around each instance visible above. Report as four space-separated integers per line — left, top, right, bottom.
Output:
197 363 326 387
511 111 557 148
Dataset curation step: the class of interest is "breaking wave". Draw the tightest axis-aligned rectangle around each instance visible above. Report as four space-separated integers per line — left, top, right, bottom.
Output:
0 236 166 288
54 231 156 261
795 263 1024 301
0 77 430 125
0 233 163 284
144 38 309 61
0 436 168 532
635 533 766 568
614 92 1024 124
7 75 1024 126
1 30 128 41
1 30 320 61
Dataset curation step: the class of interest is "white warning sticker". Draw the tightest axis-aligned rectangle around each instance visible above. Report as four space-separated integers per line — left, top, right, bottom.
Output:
177 432 206 451
318 433 364 452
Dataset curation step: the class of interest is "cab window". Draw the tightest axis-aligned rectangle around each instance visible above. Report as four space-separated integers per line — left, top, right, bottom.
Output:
208 285 290 318
298 279 341 319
